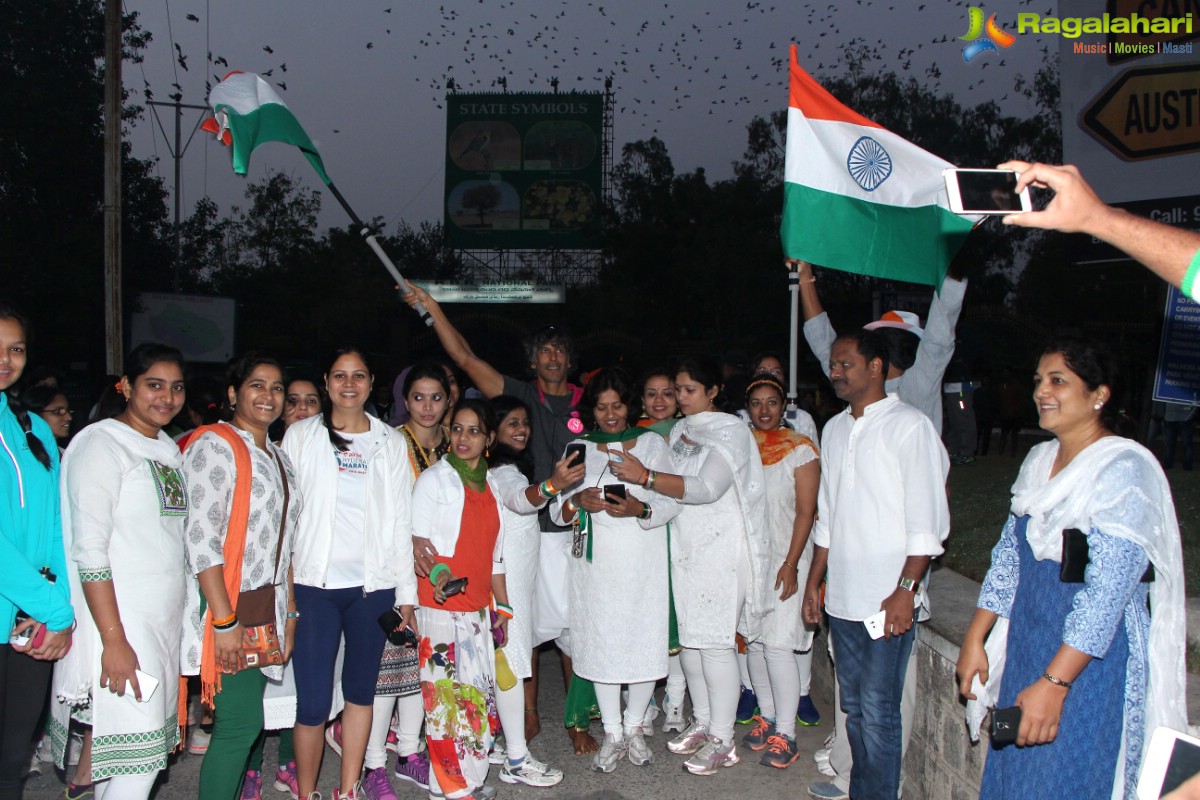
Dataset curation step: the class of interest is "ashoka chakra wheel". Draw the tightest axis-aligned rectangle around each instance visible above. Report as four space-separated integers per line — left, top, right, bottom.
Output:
846 136 892 191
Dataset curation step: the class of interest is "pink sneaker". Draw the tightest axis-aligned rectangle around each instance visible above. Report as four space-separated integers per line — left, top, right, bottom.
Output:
393 751 430 790
241 770 263 800
384 728 400 754
325 720 343 757
273 761 300 799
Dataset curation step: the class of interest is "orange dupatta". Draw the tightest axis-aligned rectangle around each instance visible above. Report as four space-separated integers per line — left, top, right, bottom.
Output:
751 426 818 465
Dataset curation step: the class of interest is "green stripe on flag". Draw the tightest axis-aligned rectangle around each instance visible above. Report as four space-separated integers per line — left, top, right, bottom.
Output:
781 182 974 288
220 103 330 185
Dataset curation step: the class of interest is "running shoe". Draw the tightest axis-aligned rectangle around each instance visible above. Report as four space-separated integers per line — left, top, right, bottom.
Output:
666 720 709 755
797 694 821 726
241 770 263 800
807 782 850 799
360 767 397 800
682 736 739 775
661 701 686 734
499 754 564 787
625 731 653 766
189 725 212 756
741 715 775 751
640 696 659 735
759 733 799 768
590 732 627 773
274 761 300 799
331 783 362 800
735 686 759 724
487 735 506 765
393 752 430 790
59 784 95 800
324 721 343 757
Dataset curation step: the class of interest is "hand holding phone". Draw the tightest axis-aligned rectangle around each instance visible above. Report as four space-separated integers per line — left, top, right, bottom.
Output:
1137 726 1200 798
565 443 586 469
863 610 887 640
603 483 627 502
943 168 1032 215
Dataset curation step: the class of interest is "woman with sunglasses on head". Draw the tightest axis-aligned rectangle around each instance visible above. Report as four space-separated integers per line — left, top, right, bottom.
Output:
739 375 821 768
182 353 301 800
282 346 417 800
51 343 192 800
608 355 769 778
0 305 75 800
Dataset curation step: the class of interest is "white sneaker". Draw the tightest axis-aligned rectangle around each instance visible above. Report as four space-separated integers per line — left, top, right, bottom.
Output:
667 720 709 755
625 730 653 766
682 736 739 776
498 754 564 787
662 701 686 733
640 697 659 735
487 736 506 766
591 732 627 773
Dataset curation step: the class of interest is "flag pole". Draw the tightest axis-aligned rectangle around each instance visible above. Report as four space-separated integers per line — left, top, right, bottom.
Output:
325 180 434 327
785 261 800 414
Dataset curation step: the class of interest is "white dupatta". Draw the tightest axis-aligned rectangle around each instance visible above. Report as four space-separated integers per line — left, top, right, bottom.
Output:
966 437 1187 800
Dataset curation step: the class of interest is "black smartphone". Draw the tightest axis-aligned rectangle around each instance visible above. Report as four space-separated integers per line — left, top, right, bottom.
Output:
603 483 627 502
443 577 469 598
376 610 418 648
989 706 1021 747
565 443 586 468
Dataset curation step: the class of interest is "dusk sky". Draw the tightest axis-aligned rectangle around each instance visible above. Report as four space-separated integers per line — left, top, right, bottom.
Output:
125 1 1056 232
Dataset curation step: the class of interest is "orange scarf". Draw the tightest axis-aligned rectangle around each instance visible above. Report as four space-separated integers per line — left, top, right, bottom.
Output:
752 427 818 466
185 423 254 708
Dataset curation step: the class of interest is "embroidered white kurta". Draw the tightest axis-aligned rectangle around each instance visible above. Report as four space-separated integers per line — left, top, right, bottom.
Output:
759 442 819 651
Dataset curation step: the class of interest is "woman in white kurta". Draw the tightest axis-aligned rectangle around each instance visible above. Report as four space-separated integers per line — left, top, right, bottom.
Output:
609 356 768 777
740 375 820 768
552 367 679 774
51 344 197 800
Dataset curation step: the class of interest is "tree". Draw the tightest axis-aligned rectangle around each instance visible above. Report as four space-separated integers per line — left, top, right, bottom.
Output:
461 184 501 227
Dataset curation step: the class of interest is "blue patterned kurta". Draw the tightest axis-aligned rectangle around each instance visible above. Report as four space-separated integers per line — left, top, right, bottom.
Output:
978 513 1150 800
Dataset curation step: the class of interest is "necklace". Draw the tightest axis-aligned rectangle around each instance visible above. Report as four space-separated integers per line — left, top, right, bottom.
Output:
401 423 448 475
673 433 704 458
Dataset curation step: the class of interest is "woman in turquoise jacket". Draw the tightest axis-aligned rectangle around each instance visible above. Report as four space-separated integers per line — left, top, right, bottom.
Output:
0 304 74 799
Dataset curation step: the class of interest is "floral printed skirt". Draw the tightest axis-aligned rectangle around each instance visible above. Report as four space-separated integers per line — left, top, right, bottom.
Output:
416 607 499 799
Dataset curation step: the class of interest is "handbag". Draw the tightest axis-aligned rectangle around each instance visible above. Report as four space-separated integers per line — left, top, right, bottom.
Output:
235 449 291 671
1059 528 1155 583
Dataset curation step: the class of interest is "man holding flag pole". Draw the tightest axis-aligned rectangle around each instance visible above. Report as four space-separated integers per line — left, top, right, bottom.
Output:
779 45 974 800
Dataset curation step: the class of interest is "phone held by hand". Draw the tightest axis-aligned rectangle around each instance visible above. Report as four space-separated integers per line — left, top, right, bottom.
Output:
1137 726 1200 799
565 443 586 469
989 706 1021 747
442 577 469 598
863 610 887 640
603 484 627 502
377 609 418 648
942 168 1032 215
128 669 160 703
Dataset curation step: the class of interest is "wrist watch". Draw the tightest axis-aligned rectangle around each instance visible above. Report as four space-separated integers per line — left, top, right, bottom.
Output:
896 576 920 593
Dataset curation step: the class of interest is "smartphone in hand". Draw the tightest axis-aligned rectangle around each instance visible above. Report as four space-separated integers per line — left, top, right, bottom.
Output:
603 484 627 502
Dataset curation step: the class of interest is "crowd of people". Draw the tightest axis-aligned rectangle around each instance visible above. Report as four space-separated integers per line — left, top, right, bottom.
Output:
0 161 1196 800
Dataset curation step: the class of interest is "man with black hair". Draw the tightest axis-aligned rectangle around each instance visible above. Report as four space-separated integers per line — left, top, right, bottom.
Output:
803 331 949 800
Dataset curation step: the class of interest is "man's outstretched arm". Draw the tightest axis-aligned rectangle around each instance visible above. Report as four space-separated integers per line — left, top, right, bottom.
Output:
402 281 505 398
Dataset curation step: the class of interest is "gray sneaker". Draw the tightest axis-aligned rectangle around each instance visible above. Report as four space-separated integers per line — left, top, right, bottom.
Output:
662 701 686 733
807 782 850 800
666 720 709 754
682 736 739 775
591 732 628 773
625 731 654 766
499 754 564 787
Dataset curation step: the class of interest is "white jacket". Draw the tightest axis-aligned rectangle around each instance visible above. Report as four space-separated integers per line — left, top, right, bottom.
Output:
281 414 417 606
411 459 506 574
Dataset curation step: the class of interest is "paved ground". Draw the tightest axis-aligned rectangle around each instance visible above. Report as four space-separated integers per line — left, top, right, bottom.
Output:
23 647 834 799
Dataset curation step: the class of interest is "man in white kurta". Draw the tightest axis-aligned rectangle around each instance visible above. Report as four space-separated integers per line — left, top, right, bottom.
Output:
803 331 949 800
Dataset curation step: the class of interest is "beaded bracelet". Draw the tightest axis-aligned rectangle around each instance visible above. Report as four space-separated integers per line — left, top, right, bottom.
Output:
494 602 514 620
429 563 451 586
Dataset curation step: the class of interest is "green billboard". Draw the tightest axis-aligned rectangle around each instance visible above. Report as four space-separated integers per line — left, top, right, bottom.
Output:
444 92 603 249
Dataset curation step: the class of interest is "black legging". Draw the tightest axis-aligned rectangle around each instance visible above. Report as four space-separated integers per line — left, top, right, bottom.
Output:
0 645 52 800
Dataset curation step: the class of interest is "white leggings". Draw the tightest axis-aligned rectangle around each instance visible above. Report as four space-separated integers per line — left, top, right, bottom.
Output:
93 772 157 800
745 641 813 739
665 652 687 708
594 681 656 737
494 677 528 762
365 692 424 769
677 547 749 745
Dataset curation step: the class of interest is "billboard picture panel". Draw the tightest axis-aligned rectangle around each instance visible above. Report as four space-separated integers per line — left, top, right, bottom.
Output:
445 92 602 249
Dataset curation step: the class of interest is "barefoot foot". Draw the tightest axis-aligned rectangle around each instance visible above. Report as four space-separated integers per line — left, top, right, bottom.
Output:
569 727 598 755
525 708 541 743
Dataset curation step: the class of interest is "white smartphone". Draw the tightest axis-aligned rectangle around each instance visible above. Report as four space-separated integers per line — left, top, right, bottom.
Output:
863 610 887 640
1137 726 1200 798
943 168 1032 215
125 669 160 704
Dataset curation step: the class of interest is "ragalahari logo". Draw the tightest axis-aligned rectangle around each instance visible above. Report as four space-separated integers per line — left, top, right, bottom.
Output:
959 7 1016 63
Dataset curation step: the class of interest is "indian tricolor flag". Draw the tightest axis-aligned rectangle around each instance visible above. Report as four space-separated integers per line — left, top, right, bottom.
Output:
781 46 976 287
202 71 330 184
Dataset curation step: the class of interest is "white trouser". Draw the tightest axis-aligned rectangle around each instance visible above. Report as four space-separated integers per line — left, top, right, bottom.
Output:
678 548 749 745
595 681 656 736
495 677 528 762
665 652 687 708
365 692 424 769
746 641 805 739
94 772 158 800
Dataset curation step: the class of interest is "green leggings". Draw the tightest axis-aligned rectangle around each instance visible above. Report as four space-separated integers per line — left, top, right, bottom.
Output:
198 668 265 800
248 727 295 773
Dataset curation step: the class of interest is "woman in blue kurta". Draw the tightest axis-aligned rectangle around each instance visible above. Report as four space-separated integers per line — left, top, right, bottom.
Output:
957 340 1187 800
